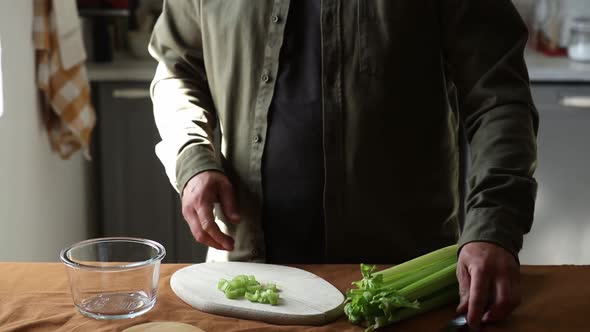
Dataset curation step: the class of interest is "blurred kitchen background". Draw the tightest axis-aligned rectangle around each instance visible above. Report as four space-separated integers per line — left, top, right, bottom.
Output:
0 0 589 264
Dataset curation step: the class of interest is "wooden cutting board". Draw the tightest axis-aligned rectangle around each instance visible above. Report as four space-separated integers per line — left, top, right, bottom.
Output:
170 262 345 325
123 322 206 332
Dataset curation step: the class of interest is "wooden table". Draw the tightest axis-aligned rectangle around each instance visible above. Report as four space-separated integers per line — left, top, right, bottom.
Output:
0 263 588 331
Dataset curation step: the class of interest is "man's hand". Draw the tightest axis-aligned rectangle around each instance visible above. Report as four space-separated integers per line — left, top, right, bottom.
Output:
457 242 520 331
181 171 241 251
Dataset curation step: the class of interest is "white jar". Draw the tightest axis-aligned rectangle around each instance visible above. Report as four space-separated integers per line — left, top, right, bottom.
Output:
567 17 590 62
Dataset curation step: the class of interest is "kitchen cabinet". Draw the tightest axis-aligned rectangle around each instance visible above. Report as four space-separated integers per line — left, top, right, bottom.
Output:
93 82 207 263
519 84 590 264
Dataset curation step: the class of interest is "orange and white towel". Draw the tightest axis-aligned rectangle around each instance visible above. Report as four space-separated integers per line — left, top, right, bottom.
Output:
33 0 95 159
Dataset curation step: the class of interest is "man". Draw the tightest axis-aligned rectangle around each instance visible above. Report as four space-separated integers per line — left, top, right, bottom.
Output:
149 1 538 330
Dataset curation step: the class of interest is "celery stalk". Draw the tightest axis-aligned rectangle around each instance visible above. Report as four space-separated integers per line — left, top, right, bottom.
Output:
398 262 458 301
370 284 460 330
344 244 460 331
375 245 458 280
382 256 456 291
394 284 459 322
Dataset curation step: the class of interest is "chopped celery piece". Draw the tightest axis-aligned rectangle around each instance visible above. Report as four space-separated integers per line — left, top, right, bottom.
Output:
225 288 244 299
218 274 280 305
247 284 262 292
266 291 279 305
245 290 260 302
217 279 229 291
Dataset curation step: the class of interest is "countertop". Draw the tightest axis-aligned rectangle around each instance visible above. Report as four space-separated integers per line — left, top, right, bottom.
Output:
0 263 589 332
86 50 590 83
87 55 156 82
525 50 590 83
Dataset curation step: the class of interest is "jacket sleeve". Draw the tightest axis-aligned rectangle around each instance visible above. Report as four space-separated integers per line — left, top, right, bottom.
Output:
441 0 539 258
149 0 223 194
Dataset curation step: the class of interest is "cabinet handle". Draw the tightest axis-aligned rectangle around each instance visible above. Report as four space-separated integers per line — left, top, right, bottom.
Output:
560 96 590 109
112 89 151 99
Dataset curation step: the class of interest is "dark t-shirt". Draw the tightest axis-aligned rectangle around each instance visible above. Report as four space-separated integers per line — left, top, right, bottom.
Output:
262 0 324 264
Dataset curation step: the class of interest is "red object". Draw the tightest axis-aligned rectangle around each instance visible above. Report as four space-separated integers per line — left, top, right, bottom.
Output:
534 32 568 57
536 42 568 57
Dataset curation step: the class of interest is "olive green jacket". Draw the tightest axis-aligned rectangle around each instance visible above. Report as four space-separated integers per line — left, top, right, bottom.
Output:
149 0 538 263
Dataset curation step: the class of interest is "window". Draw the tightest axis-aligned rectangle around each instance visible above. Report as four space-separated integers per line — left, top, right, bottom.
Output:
0 37 3 118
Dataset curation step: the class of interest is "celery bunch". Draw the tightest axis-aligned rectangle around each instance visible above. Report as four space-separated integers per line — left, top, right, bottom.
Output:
218 275 280 305
345 244 460 331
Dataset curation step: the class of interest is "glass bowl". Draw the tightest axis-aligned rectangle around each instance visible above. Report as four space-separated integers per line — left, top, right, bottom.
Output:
60 237 166 320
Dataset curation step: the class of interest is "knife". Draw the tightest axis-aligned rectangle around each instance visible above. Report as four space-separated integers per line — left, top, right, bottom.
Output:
441 313 469 332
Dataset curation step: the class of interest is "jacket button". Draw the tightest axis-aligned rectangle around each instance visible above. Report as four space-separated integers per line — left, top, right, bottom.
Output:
253 134 261 143
251 249 259 256
261 74 270 83
271 15 280 23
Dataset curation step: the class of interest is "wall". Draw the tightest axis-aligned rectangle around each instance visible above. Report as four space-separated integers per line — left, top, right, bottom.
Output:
0 0 92 261
0 37 3 119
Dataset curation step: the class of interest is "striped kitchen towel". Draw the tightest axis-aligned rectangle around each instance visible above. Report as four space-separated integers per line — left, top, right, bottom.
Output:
33 0 95 159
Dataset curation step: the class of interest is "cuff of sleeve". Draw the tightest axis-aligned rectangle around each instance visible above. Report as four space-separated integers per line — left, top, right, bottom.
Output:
176 144 224 195
458 207 526 263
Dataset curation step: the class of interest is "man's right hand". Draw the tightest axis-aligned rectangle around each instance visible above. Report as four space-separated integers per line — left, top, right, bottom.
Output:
181 171 241 251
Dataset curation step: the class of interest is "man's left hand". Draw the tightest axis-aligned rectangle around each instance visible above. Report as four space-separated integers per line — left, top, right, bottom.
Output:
457 242 521 331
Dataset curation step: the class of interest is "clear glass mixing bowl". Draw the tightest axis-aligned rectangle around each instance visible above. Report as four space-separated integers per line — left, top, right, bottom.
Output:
60 237 166 320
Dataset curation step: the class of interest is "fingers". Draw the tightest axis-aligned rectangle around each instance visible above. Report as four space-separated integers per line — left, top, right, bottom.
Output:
196 202 235 251
458 242 522 330
467 267 491 331
183 207 224 250
483 278 520 323
457 263 470 314
218 179 241 223
181 172 239 251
